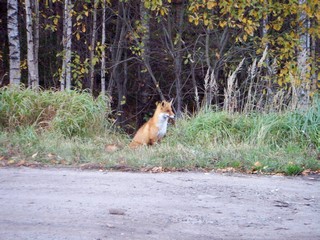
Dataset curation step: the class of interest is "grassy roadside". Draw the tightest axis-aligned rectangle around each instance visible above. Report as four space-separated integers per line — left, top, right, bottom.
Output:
0 88 319 175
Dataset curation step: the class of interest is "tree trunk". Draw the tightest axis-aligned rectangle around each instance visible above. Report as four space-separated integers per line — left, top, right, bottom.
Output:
162 2 184 116
101 0 106 96
107 2 124 97
310 23 317 92
173 2 184 117
296 0 310 109
7 0 21 86
191 60 200 111
60 0 72 91
136 2 153 128
34 0 39 86
89 0 98 94
108 2 127 125
25 0 37 89
139 3 164 104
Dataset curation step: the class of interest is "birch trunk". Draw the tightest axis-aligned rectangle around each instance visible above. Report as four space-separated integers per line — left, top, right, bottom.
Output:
25 0 37 89
101 0 106 96
60 0 72 91
7 0 21 86
296 0 310 109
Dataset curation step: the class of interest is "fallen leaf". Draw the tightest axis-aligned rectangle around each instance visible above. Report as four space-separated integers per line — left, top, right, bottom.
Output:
151 166 163 173
17 160 26 166
105 144 119 153
254 161 262 167
7 159 15 165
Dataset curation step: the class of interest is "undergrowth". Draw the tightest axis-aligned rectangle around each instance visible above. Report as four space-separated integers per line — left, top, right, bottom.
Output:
0 87 110 137
0 88 319 175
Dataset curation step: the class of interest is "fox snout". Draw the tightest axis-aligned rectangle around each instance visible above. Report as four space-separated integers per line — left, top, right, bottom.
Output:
163 113 174 119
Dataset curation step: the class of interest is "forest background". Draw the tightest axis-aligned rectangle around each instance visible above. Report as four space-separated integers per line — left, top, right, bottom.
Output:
0 0 319 174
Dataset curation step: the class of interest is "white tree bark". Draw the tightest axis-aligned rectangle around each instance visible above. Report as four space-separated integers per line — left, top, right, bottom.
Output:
60 0 72 91
7 0 21 86
25 0 38 89
101 0 106 96
297 0 311 109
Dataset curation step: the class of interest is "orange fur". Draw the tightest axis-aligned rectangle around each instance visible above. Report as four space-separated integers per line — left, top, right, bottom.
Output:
129 100 175 148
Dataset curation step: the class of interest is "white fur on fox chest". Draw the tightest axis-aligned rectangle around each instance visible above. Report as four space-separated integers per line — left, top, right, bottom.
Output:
156 113 169 139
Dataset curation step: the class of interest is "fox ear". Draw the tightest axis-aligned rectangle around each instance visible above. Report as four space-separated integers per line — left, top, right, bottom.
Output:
161 101 165 107
169 99 173 104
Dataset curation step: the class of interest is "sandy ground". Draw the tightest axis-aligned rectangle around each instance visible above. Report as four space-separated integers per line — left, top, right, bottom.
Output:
0 167 319 240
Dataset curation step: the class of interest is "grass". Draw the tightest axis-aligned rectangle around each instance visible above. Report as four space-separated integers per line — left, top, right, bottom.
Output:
0 87 110 137
0 88 319 175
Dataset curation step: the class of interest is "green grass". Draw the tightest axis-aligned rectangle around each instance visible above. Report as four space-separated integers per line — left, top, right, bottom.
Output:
0 87 110 137
0 88 319 175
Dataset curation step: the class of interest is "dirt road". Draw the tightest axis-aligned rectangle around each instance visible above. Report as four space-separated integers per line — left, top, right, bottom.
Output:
0 167 319 240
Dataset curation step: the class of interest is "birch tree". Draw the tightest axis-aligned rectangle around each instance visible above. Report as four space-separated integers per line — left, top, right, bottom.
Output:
100 0 106 96
296 0 311 108
7 0 21 86
60 0 72 91
25 0 38 89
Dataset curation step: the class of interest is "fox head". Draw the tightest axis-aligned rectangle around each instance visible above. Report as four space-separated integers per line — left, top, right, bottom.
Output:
156 99 175 119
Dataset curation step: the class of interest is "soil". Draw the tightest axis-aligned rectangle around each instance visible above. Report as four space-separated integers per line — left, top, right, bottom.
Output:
0 167 319 240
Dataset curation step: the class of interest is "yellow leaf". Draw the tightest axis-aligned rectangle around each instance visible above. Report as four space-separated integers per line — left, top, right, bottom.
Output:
53 17 59 26
194 18 199 26
82 25 86 33
76 32 80 40
8 159 15 165
244 26 254 36
219 21 227 28
273 23 282 31
207 1 216 10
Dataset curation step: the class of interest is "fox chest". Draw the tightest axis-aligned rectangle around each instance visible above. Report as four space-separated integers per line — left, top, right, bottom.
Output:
156 114 169 139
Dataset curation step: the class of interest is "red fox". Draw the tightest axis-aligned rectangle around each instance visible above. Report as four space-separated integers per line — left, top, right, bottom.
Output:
129 100 175 148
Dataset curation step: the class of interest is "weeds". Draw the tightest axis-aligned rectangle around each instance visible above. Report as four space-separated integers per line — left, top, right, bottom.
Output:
0 88 319 176
0 87 111 137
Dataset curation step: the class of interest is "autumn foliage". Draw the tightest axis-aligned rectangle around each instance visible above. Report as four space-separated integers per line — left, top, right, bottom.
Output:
1 0 319 127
